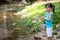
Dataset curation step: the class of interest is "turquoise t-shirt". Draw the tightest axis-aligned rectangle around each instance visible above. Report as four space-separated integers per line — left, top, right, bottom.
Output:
45 12 53 28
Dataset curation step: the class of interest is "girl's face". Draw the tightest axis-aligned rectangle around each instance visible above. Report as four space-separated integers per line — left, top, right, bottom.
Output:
46 6 52 12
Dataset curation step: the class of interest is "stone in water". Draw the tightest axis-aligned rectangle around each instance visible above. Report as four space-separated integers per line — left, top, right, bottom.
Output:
3 16 7 19
12 23 16 25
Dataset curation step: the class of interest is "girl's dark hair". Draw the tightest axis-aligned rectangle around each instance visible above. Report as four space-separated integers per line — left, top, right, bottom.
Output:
45 3 55 13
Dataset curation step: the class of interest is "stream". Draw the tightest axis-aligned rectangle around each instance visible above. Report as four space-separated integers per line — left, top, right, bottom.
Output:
0 4 35 40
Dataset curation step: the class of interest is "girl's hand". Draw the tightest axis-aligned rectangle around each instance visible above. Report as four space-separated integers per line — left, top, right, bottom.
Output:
41 17 44 19
41 16 45 19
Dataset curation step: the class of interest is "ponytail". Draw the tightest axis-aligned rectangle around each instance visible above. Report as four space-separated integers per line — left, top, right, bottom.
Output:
52 5 55 13
45 3 55 13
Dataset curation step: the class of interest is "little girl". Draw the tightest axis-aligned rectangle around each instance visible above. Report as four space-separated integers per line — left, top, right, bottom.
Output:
42 3 55 40
36 3 55 40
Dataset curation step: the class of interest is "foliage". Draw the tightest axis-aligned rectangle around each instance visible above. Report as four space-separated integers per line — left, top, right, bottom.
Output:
16 3 46 32
52 2 60 30
17 2 60 32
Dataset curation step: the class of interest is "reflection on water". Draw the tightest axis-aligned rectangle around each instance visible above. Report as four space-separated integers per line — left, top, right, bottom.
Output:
0 7 34 40
0 8 20 40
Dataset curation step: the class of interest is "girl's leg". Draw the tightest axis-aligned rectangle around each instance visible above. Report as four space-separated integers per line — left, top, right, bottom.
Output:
46 27 53 40
48 37 52 40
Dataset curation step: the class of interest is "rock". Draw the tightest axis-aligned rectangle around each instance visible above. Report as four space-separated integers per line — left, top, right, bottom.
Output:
40 24 45 28
16 38 24 40
42 32 46 37
56 31 60 39
41 37 47 40
39 24 45 32
34 32 42 40
52 35 56 40
34 36 42 40
53 30 57 35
